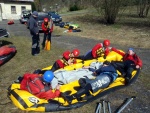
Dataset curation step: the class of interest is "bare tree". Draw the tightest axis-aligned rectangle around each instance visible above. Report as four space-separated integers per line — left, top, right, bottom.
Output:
89 0 125 24
137 0 150 17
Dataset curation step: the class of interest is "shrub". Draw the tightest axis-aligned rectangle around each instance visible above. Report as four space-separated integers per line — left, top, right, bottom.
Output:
69 4 80 11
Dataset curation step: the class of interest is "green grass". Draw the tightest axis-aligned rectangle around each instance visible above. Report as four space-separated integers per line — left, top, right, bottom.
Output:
0 7 150 113
0 36 65 79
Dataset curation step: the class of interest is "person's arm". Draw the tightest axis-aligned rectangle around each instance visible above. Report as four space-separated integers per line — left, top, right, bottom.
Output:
135 55 143 68
49 19 54 33
56 59 65 68
41 22 47 32
29 19 38 35
111 47 125 56
95 68 102 75
39 88 60 100
29 19 35 33
92 43 103 58
104 47 110 56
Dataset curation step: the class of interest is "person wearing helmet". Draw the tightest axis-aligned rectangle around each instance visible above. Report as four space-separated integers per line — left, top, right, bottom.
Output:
50 49 80 72
20 71 60 100
71 49 80 57
103 39 111 56
83 39 112 60
28 11 40 56
41 17 53 49
111 48 142 85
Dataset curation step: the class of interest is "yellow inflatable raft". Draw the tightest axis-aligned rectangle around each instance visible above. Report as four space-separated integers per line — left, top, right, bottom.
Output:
7 51 140 112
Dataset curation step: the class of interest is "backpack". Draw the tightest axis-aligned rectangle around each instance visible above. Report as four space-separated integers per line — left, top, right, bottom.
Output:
26 75 46 95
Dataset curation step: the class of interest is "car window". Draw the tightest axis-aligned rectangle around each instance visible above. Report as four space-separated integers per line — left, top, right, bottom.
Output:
38 15 50 20
22 11 31 15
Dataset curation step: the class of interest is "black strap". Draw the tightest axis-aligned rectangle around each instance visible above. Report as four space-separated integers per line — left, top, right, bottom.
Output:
10 90 28 109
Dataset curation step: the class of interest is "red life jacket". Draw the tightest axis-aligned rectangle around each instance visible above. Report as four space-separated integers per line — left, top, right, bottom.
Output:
20 73 50 95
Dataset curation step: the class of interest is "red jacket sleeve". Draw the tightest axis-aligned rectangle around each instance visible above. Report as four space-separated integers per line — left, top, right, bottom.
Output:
73 59 77 64
112 47 125 56
38 89 60 100
104 47 110 56
135 55 143 67
92 43 103 58
56 59 65 68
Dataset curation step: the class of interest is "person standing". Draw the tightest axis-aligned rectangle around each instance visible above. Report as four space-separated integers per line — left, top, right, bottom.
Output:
28 11 40 56
41 17 53 50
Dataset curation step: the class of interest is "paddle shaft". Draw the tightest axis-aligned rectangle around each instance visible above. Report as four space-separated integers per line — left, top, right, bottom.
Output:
116 96 136 113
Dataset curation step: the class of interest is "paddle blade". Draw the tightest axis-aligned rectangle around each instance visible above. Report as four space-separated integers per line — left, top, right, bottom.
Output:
44 40 51 50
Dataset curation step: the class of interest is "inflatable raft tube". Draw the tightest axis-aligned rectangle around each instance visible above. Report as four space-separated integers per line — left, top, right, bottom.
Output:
0 45 17 66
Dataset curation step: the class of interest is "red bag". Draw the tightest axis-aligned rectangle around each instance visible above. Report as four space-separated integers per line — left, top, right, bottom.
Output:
21 73 45 95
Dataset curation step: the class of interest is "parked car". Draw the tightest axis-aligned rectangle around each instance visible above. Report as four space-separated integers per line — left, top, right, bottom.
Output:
48 11 62 23
19 10 31 24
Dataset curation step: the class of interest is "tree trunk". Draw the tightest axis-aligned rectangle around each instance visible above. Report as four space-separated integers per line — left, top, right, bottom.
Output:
138 0 150 17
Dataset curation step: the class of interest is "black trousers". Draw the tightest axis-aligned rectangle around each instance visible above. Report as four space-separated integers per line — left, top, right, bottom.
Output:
32 34 40 55
111 60 136 79
83 51 93 61
42 32 51 48
50 62 60 72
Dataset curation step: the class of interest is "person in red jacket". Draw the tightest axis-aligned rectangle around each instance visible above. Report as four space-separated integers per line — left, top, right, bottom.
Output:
33 49 80 74
50 49 80 72
83 39 111 60
41 18 53 49
111 48 142 84
20 71 60 100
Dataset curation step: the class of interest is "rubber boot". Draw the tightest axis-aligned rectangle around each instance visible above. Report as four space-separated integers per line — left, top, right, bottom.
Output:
36 47 40 54
32 48 36 56
74 84 92 101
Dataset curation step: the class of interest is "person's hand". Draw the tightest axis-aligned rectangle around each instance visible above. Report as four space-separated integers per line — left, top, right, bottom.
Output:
82 66 89 69
103 55 106 59
108 47 112 50
136 65 140 69
93 72 97 76
68 59 74 65
56 84 60 90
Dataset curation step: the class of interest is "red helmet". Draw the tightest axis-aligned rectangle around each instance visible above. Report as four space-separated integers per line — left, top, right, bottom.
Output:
63 51 71 60
103 39 110 47
44 18 49 23
72 49 80 57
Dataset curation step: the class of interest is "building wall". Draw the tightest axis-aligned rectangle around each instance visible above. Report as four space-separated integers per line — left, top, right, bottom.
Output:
0 2 32 20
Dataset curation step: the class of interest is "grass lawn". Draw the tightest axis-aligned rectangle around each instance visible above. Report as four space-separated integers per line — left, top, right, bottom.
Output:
0 8 150 113
58 8 150 49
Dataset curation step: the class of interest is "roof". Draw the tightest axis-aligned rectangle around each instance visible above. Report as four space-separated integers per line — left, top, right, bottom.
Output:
9 0 34 2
